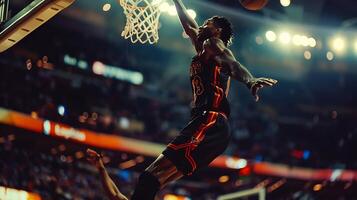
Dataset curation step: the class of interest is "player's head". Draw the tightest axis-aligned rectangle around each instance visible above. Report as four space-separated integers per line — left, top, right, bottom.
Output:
198 16 233 46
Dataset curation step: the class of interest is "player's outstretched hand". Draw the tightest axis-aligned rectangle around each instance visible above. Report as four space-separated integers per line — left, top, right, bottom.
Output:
86 148 103 169
248 77 278 102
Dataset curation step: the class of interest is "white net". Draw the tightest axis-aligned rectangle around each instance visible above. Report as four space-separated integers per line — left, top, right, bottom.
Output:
119 0 163 44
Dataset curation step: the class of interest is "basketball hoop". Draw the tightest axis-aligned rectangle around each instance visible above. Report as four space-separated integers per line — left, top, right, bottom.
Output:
119 0 163 44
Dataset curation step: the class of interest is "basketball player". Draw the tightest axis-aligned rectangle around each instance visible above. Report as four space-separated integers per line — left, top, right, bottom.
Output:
87 0 277 199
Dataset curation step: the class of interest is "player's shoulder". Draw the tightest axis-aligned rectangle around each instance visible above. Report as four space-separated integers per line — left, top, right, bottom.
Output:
203 38 227 55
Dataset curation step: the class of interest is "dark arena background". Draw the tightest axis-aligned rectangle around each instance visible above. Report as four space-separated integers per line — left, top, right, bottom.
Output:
0 0 357 199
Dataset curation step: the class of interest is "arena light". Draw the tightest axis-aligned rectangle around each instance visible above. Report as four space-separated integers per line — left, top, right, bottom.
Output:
308 37 317 47
313 184 322 191
0 186 41 200
102 3 111 12
280 0 291 7
92 61 144 85
330 169 343 182
43 120 51 135
300 35 309 47
354 40 357 53
292 34 302 46
304 51 311 60
163 194 191 200
159 2 170 12
326 51 334 61
279 32 291 44
57 105 65 116
226 158 247 169
265 30 277 42
167 5 177 16
219 175 230 183
331 36 346 54
255 36 264 45
187 9 197 20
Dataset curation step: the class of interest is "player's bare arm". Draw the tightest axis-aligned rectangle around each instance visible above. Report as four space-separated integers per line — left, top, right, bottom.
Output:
86 149 129 200
172 0 200 50
204 38 278 101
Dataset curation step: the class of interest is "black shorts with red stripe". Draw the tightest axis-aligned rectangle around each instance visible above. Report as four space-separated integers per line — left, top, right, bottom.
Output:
162 111 230 176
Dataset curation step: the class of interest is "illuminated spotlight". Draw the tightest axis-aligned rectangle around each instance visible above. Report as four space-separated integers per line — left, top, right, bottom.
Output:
58 105 65 116
219 175 230 183
331 37 346 54
279 32 291 44
255 36 264 45
265 30 277 42
313 184 322 191
226 158 247 169
330 169 343 182
292 35 302 46
326 51 334 61
280 0 291 7
163 194 191 200
354 41 357 53
93 61 105 75
308 37 317 47
301 35 309 47
187 9 197 20
159 2 170 12
43 120 51 135
304 50 311 60
102 3 111 12
168 5 178 16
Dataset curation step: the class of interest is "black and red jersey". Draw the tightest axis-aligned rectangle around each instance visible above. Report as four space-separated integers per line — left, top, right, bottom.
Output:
189 54 231 118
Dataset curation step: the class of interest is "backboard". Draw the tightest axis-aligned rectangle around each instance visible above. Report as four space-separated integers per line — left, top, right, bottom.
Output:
0 0 75 53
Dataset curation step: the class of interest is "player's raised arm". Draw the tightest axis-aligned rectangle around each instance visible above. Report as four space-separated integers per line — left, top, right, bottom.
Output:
204 38 278 102
172 0 200 47
86 149 128 200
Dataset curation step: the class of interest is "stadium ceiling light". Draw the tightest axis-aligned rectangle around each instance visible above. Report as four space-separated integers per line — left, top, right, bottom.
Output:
292 34 302 46
167 5 178 16
219 175 230 183
187 9 197 20
300 35 309 47
354 40 357 53
280 0 291 7
159 2 170 12
326 51 334 61
279 32 291 44
304 50 311 60
331 36 346 54
308 37 317 47
265 30 277 42
102 3 111 12
58 105 65 116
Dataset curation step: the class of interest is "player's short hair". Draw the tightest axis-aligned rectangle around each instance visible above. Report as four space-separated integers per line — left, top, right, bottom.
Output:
211 16 233 46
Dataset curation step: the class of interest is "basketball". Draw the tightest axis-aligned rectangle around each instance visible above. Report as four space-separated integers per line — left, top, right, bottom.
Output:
239 0 269 11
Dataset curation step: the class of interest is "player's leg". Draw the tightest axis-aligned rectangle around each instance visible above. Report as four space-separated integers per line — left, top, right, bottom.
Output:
131 154 183 200
145 154 184 187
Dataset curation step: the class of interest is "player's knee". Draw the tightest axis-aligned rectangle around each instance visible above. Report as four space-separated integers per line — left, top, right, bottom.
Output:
139 171 161 187
131 171 161 200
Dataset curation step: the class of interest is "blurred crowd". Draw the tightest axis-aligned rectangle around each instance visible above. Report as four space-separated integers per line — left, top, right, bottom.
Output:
0 133 230 200
1 131 355 200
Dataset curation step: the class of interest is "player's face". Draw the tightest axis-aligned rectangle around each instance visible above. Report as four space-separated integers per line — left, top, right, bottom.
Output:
197 19 219 41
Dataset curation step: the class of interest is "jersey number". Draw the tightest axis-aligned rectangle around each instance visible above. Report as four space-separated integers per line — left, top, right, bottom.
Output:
192 76 204 98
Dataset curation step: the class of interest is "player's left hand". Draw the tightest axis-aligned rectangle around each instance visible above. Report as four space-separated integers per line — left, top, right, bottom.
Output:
86 148 104 168
248 77 278 102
